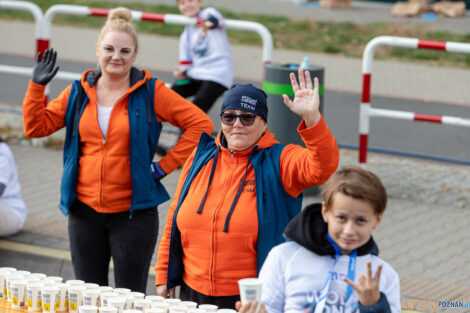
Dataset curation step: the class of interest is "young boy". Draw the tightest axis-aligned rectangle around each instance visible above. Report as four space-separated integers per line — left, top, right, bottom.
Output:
259 166 400 313
172 0 233 113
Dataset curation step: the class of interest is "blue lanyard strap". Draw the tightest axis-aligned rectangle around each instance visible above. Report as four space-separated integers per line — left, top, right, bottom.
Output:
326 234 357 303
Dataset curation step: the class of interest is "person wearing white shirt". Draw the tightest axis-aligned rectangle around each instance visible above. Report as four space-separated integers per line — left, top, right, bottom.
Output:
0 138 27 236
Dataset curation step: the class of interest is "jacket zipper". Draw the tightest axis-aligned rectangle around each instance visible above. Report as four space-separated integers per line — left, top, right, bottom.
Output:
210 151 237 294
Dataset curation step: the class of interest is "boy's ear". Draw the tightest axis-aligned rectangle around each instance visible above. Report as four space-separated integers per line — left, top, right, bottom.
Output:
321 202 329 223
373 212 383 229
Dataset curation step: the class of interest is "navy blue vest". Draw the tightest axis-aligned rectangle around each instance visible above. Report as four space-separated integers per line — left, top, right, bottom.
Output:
166 132 303 289
59 78 170 216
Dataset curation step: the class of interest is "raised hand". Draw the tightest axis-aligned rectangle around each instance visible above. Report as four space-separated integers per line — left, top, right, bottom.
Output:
32 48 59 85
343 261 382 306
282 69 321 128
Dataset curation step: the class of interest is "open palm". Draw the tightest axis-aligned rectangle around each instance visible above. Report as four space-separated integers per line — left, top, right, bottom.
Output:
282 69 321 127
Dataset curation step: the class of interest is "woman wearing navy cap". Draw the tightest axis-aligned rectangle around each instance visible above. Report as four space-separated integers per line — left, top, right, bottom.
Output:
155 69 339 308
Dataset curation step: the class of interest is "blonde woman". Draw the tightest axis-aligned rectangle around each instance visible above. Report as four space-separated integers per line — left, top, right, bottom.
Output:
22 7 213 292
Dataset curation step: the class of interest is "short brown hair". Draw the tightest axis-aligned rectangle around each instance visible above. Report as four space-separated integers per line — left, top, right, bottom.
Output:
98 7 138 50
321 166 387 215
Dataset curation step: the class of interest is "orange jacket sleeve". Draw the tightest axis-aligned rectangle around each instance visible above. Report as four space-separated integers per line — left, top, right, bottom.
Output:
279 116 339 197
153 81 214 175
155 149 196 286
22 80 70 138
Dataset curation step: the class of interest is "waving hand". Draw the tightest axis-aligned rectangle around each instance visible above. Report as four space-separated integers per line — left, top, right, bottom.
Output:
282 69 321 127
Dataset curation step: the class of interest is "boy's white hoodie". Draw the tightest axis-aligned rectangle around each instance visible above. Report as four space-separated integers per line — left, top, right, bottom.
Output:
259 203 401 313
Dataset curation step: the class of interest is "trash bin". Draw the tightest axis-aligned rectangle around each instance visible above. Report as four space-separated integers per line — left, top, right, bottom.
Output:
262 63 325 196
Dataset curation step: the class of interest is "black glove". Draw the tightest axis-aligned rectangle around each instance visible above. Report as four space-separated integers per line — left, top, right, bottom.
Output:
32 48 59 85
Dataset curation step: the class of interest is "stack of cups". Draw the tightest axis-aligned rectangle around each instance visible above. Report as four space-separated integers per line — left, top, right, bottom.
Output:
41 286 59 313
10 278 27 309
125 294 135 310
56 283 68 312
26 281 44 312
68 284 87 313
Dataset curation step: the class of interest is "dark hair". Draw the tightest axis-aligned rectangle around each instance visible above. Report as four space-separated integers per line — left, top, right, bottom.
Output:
321 166 387 215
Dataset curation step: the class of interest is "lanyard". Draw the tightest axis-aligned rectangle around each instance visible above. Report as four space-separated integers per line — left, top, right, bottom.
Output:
313 234 357 313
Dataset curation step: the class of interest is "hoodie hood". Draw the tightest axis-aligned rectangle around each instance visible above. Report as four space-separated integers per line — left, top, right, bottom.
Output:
284 203 378 257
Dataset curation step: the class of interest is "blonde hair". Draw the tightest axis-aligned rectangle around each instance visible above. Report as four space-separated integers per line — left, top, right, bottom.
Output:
98 7 138 50
321 166 387 215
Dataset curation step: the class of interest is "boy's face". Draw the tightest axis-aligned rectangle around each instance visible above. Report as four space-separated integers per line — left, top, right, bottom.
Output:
178 0 202 17
322 192 382 255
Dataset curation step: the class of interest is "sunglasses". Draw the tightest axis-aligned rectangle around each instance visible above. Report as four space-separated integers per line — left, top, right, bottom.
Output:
100 44 135 59
220 112 257 126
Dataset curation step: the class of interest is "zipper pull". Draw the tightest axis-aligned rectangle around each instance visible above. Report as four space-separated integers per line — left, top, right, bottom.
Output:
230 149 234 159
102 138 105 145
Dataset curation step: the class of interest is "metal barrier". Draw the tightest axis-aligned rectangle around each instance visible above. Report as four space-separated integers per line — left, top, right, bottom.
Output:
359 36 470 165
43 4 273 67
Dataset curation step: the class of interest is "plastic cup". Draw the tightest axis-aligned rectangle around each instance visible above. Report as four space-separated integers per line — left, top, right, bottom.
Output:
29 273 47 280
55 283 68 312
145 295 164 303
170 304 189 313
146 309 166 313
85 283 100 290
180 301 197 308
99 307 118 313
114 288 131 295
125 294 135 309
187 309 206 313
134 298 153 311
26 281 44 312
0 267 17 272
69 284 87 313
217 310 237 313
238 278 262 304
11 279 27 308
16 270 32 276
0 270 10 299
99 286 114 293
42 279 56 286
44 276 63 284
98 306 117 313
130 292 145 300
163 298 181 306
7 273 26 302
108 296 126 313
42 286 60 313
66 280 85 286
83 289 101 307
79 305 99 313
101 291 120 307
151 301 171 313
198 304 218 312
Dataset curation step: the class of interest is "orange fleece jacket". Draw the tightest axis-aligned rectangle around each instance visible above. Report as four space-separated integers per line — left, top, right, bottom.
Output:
155 118 338 296
23 69 214 213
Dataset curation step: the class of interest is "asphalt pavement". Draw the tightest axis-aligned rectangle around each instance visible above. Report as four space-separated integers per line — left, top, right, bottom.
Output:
0 1 470 309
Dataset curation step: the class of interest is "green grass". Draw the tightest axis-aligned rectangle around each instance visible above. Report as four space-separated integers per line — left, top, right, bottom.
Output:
1 0 470 67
